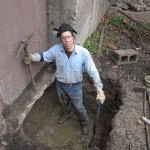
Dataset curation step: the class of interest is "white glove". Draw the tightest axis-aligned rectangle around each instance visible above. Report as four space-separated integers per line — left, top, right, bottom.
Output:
24 54 34 64
96 90 106 104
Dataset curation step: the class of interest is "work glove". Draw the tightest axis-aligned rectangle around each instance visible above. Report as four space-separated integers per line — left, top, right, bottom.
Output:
96 90 106 104
24 54 34 64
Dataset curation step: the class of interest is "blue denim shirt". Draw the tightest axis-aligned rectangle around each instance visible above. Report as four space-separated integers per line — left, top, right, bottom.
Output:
34 44 103 91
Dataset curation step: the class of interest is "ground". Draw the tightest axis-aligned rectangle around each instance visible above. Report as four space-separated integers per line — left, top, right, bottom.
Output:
95 11 150 150
5 10 150 150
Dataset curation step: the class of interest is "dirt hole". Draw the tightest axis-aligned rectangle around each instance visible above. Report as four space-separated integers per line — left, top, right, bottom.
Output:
22 76 122 150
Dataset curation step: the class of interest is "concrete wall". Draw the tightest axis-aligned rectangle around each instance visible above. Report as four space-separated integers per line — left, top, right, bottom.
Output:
75 0 108 45
0 0 48 112
47 0 77 46
47 0 109 46
0 0 109 114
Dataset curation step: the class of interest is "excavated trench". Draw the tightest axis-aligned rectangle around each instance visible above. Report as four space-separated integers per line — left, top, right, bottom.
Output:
5 75 122 150
15 75 122 150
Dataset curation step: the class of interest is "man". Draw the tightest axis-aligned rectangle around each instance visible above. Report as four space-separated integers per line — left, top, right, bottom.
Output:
24 23 106 135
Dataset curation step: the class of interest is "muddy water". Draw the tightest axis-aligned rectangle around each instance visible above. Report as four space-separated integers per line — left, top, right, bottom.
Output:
54 126 76 142
22 83 95 149
22 78 121 149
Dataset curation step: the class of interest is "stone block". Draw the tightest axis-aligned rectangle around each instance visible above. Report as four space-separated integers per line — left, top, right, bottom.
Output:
112 49 139 65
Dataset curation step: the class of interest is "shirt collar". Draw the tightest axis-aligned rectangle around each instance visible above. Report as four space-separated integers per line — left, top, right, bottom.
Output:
60 43 77 54
74 44 78 54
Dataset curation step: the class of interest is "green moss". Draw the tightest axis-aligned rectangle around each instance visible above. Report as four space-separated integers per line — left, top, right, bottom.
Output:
83 30 101 54
108 15 126 27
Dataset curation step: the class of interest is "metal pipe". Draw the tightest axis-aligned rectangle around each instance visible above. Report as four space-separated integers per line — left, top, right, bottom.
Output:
141 116 150 126
143 91 150 150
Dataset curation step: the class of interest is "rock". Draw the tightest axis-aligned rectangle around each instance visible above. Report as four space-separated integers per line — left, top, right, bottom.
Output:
127 134 132 139
116 2 129 10
107 42 118 50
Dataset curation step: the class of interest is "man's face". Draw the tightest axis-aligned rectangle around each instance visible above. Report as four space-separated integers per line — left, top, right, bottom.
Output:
61 31 74 52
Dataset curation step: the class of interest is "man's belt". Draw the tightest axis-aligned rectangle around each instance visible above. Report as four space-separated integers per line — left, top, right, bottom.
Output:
62 82 81 86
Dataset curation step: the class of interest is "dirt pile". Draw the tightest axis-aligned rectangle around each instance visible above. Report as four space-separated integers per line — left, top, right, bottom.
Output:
19 10 150 150
109 0 150 11
94 10 150 150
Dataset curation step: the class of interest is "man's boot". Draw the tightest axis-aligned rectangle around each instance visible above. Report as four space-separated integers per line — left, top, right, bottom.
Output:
58 112 72 125
81 124 88 135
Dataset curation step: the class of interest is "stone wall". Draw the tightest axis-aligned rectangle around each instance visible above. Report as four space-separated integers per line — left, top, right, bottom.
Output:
108 0 150 11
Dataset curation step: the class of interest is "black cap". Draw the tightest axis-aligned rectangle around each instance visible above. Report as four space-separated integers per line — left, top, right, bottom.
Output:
54 23 77 37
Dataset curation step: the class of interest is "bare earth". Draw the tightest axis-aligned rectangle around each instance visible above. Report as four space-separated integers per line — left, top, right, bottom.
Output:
22 11 150 150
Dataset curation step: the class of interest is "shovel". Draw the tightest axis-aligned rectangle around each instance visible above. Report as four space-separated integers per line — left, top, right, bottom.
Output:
93 100 101 133
88 100 101 147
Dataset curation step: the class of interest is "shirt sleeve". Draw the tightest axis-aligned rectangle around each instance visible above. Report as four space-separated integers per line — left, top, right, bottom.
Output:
83 50 103 91
42 47 55 62
32 46 56 62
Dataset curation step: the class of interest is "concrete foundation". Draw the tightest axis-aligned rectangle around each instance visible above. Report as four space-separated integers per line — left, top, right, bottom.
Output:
47 0 109 46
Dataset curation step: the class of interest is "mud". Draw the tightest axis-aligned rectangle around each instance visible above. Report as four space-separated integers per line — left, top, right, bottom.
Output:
2 10 150 150
22 75 121 150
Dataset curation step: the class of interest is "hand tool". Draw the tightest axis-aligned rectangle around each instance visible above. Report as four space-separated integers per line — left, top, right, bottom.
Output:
17 34 35 92
88 100 101 148
143 91 150 150
93 100 101 134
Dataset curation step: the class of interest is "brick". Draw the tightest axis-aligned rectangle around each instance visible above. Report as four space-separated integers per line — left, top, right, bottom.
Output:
112 49 139 65
107 42 118 50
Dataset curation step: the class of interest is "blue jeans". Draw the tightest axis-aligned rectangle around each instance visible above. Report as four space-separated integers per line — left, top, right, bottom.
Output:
55 79 89 125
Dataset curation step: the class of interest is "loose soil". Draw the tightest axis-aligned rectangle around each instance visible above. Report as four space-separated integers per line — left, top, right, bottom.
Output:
22 75 121 150
21 11 150 150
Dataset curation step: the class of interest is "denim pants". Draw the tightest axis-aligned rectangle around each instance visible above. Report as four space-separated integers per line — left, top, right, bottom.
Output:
55 79 89 125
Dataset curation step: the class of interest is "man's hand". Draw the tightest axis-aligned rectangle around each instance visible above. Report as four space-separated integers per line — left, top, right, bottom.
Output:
96 90 106 104
24 54 33 64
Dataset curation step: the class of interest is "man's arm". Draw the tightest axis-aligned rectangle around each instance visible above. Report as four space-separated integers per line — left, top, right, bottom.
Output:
24 46 56 64
83 50 106 104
